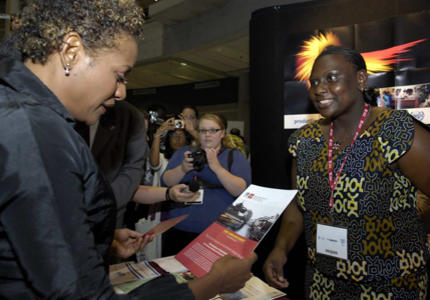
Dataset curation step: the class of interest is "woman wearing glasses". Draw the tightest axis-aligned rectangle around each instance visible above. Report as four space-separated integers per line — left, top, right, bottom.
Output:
150 119 193 187
162 113 251 256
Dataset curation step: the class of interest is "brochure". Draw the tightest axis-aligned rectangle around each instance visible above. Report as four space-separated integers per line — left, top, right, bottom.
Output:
175 184 297 277
109 256 287 299
174 271 287 300
211 276 286 300
109 261 162 294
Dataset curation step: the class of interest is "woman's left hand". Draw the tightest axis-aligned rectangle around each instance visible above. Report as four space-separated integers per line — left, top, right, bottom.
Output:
180 113 199 139
204 148 223 173
110 228 153 259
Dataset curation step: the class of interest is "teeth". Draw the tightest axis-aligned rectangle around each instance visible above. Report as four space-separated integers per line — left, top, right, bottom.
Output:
320 100 332 104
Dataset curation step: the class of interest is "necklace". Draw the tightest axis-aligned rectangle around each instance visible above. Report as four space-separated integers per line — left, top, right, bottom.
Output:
328 103 370 208
332 105 371 150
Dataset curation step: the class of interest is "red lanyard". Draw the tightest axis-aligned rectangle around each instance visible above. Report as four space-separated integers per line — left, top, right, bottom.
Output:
328 103 369 208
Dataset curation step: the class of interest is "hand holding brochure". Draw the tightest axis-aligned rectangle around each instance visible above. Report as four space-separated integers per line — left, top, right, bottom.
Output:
175 184 297 277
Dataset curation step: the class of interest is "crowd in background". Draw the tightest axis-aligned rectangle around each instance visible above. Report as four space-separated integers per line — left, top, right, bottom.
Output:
126 104 252 260
2 1 430 299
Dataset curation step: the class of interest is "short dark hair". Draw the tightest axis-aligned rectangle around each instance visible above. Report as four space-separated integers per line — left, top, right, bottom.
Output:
12 0 145 63
164 129 192 159
181 105 199 118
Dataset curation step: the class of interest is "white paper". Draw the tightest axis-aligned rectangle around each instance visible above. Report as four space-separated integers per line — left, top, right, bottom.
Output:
316 224 348 260
211 276 286 300
151 255 188 273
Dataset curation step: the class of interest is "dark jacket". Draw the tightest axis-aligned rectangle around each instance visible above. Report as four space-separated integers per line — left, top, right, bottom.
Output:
0 58 192 299
92 101 148 227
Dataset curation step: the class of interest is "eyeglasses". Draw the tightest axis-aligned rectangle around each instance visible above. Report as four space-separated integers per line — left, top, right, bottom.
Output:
171 134 186 139
198 128 222 135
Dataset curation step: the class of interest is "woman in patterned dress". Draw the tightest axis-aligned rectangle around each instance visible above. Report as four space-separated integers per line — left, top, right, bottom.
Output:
263 46 430 299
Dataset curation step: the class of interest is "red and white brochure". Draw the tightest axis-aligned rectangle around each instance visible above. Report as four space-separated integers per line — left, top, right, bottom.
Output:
175 185 297 277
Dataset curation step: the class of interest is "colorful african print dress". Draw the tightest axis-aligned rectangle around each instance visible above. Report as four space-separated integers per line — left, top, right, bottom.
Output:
288 109 429 299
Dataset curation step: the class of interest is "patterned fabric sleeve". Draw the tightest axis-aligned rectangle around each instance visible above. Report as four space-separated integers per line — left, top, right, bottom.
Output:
288 128 301 158
377 110 415 164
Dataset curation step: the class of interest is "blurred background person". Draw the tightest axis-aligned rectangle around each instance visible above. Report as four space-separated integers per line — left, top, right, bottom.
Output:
135 118 193 261
162 113 251 256
223 133 247 158
147 103 168 144
230 127 250 159
150 118 193 187
180 105 199 143
88 100 147 228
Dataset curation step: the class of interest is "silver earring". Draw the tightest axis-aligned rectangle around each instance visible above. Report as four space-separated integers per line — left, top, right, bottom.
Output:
64 63 70 76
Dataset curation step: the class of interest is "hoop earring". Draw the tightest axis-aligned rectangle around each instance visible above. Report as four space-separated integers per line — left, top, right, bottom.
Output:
64 63 70 76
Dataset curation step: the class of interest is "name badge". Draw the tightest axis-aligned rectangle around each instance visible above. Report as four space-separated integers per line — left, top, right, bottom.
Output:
185 189 204 205
316 224 348 260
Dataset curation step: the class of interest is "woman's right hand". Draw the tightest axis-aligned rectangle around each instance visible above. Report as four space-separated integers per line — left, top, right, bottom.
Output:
263 246 289 289
181 150 194 173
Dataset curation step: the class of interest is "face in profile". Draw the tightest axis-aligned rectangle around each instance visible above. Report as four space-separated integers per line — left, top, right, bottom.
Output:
67 33 138 125
198 119 225 150
309 54 364 118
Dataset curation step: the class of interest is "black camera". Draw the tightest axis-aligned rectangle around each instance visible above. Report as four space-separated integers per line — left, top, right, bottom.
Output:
188 148 207 172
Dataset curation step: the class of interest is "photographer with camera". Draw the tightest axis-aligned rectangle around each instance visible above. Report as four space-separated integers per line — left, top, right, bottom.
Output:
179 105 200 144
150 117 193 187
161 113 251 256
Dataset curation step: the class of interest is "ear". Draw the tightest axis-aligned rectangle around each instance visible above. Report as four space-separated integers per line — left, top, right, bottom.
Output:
59 32 84 74
357 69 368 91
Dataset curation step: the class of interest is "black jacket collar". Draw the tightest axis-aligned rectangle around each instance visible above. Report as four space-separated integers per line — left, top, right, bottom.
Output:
0 57 75 123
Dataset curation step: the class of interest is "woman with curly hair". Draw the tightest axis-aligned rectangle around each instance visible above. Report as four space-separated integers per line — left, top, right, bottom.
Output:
0 1 256 299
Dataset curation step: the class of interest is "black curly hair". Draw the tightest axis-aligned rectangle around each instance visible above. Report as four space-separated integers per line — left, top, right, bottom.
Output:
164 129 193 159
11 0 145 63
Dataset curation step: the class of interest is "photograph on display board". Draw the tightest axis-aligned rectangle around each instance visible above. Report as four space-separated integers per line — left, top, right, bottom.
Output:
376 83 430 109
282 10 430 129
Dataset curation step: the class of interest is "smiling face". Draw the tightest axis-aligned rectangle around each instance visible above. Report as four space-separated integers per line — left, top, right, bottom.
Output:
65 33 138 125
198 119 225 150
309 54 366 119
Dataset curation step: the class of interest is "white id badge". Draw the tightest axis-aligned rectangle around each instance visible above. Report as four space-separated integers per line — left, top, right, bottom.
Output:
185 189 204 205
316 224 348 260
